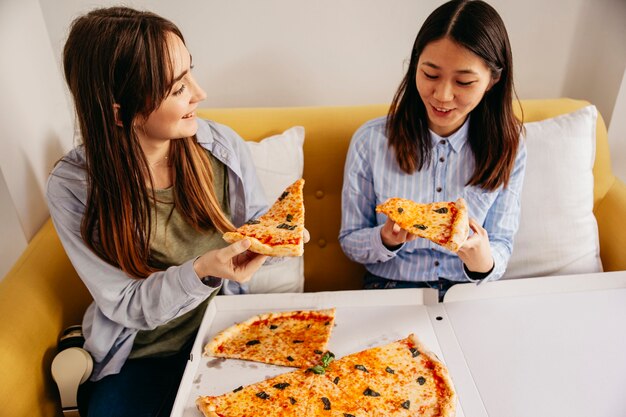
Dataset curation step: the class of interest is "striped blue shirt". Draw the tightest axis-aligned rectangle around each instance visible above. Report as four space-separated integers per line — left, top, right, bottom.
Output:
339 116 527 283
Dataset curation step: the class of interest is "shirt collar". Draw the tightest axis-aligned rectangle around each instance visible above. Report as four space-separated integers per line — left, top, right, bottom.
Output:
429 116 470 153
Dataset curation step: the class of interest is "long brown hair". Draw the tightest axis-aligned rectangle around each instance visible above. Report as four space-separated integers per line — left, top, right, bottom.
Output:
386 0 522 190
63 7 234 278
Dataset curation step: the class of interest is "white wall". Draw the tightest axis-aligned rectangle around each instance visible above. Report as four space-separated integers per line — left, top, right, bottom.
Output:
608 69 626 182
0 0 74 242
1 0 625 276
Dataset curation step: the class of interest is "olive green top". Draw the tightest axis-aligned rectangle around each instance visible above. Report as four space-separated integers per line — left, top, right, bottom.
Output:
129 153 230 358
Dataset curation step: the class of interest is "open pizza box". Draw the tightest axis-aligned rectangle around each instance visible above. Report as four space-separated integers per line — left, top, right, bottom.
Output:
170 288 482 417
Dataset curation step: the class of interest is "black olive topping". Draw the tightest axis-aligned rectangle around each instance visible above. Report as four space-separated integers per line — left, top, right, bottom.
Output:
289 397 297 405
292 340 304 344
256 391 270 400
232 386 243 393
314 350 323 355
269 324 278 330
354 364 368 373
286 356 295 362
321 397 331 410
343 414 356 417
363 387 380 397
286 214 294 222
277 223 297 230
434 207 448 214
246 219 260 225
333 376 340 385
246 340 260 346
401 400 411 410
413 224 428 230
324 321 330 326
417 376 426 385
273 382 290 390
385 366 395 374
278 191 289 201
397 207 404 213
410 348 420 357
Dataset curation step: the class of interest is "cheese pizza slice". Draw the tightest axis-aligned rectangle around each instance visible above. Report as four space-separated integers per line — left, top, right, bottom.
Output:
203 309 335 368
223 178 305 256
376 197 469 252
197 368 314 417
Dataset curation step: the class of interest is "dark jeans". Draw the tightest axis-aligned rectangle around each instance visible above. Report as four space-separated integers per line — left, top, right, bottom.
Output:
77 340 193 417
363 271 457 302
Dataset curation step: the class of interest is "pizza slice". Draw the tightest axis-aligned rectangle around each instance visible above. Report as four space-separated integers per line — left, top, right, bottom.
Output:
203 309 335 368
223 178 305 256
204 312 312 368
323 335 456 417
196 368 314 417
376 197 469 252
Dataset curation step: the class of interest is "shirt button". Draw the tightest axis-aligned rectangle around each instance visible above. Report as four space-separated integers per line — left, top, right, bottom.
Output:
440 140 446 145
434 261 440 267
436 187 442 192
439 157 445 163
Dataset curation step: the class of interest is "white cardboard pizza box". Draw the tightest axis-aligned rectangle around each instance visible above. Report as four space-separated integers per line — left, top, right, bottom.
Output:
439 271 626 417
170 288 471 417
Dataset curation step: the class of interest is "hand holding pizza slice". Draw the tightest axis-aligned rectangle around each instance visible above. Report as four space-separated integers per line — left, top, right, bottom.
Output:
376 197 469 252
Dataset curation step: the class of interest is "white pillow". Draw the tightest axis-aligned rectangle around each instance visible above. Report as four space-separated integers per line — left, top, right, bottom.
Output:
503 105 603 279
245 126 305 293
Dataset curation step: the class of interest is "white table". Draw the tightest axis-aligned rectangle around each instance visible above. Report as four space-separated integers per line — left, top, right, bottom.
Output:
172 271 626 417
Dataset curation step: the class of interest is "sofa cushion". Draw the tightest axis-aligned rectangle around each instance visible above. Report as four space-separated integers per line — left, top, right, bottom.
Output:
503 105 603 279
245 126 305 293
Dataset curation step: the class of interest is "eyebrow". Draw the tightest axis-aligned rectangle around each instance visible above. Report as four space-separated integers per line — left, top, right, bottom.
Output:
172 54 193 83
421 61 478 75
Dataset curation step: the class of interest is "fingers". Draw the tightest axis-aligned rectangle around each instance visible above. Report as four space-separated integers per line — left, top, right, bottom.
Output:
219 239 251 262
303 228 310 244
392 223 402 234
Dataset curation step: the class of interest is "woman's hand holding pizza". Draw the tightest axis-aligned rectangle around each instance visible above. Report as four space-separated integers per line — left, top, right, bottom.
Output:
457 218 494 274
381 217 418 249
194 239 268 283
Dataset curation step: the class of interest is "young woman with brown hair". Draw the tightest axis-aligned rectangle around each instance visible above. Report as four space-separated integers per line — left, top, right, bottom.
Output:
340 0 527 300
47 6 272 416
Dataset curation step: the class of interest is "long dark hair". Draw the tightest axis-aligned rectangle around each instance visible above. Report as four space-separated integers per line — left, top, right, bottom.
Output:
386 0 522 190
63 7 234 278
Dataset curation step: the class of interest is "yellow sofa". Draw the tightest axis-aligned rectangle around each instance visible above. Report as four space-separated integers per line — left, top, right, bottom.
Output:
1 98 624 417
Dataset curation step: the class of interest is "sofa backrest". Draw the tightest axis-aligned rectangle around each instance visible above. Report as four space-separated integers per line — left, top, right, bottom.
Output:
198 98 616 291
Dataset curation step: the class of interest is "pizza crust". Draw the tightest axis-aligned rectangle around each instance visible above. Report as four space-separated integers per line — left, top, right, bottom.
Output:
223 231 304 257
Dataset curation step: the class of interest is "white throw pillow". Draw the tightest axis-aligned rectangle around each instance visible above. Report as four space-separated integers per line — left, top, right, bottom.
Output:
245 126 305 293
503 105 603 279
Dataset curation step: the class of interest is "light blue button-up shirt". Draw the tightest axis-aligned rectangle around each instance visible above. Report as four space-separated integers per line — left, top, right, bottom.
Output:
339 116 526 283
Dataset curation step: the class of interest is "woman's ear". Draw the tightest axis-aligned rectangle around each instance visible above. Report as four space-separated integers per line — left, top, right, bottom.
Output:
113 104 123 127
486 73 501 92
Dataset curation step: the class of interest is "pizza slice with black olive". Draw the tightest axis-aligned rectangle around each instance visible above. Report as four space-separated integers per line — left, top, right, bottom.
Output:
223 178 305 257
203 309 335 368
203 312 312 368
376 197 469 252
322 335 456 417
196 368 314 417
